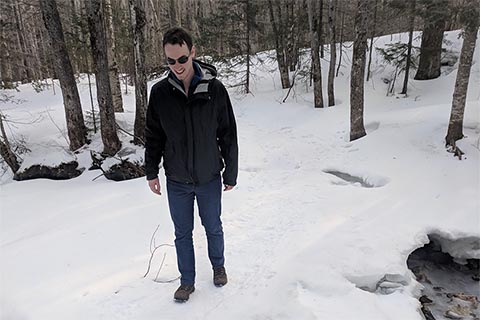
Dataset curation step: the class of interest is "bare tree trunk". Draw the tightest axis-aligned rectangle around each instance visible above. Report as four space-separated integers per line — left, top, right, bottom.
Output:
415 0 448 80
13 0 32 82
105 0 124 112
0 8 15 89
267 0 290 89
147 0 164 71
307 0 324 108
38 25 52 79
0 113 20 173
445 1 479 149
319 0 324 58
69 0 80 73
350 0 368 141
169 0 179 27
336 2 345 77
39 0 88 151
245 0 251 94
87 0 121 156
401 0 416 95
366 0 377 81
25 7 42 81
130 0 147 145
327 0 336 106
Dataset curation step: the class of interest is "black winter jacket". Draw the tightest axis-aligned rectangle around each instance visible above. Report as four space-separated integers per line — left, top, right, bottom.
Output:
144 60 238 186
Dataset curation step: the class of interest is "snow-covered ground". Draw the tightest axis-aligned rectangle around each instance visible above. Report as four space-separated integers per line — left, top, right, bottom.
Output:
1 31 479 320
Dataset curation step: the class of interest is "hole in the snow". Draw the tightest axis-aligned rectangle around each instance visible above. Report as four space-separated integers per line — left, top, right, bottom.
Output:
322 169 389 188
347 273 410 295
407 233 479 320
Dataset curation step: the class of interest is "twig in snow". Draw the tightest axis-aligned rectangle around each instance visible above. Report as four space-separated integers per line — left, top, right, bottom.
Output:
45 108 70 147
153 252 181 284
143 224 175 279
115 122 145 146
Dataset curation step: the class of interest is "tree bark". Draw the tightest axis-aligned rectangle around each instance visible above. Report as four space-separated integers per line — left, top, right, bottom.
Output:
0 114 20 173
87 0 121 156
307 0 324 108
336 2 345 77
415 0 448 80
0 8 15 89
327 0 336 106
401 0 416 95
169 0 179 27
39 0 88 151
13 0 33 82
319 0 324 58
366 0 377 81
245 0 251 94
104 0 124 112
129 0 147 145
350 0 368 141
267 0 290 89
445 1 479 147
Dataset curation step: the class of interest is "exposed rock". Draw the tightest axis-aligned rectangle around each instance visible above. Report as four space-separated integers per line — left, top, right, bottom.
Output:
445 306 469 319
104 160 145 181
14 161 83 181
420 295 434 305
422 306 437 320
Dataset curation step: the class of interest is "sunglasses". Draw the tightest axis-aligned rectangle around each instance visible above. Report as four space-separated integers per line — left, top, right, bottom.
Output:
167 54 190 65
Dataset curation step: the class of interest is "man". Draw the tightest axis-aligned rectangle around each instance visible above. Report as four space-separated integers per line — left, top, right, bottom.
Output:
145 27 238 302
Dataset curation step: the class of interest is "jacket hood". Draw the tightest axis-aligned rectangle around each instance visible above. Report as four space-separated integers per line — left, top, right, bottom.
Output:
194 59 217 78
167 59 217 96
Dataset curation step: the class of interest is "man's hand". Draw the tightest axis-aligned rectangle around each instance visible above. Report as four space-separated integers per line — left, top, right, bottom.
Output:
148 178 162 195
224 184 234 191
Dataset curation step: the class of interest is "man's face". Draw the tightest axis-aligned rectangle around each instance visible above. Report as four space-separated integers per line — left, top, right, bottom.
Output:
164 43 196 82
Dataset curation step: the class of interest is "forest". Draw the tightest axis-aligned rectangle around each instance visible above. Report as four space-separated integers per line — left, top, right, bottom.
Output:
0 0 478 177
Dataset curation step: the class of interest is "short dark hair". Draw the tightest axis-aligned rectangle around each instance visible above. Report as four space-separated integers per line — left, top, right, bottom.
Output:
162 27 193 51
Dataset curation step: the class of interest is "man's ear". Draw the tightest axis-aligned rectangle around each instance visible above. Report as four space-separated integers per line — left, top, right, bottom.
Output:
191 46 196 58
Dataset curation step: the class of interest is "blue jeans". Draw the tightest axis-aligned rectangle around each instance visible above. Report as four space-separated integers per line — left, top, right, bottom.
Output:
166 176 225 285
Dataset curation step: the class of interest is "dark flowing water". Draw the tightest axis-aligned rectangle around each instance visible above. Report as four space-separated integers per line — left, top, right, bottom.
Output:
407 236 479 320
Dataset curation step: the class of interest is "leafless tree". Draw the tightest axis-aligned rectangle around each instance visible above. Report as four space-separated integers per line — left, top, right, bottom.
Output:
445 0 479 158
350 0 368 141
129 0 147 145
327 0 336 106
86 0 121 156
307 0 324 108
39 0 88 151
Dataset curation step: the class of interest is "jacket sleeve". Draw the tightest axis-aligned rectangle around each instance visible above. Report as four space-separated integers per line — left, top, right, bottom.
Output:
216 82 238 186
144 86 166 180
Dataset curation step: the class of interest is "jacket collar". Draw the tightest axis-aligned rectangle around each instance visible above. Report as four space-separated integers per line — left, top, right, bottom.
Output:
167 60 216 97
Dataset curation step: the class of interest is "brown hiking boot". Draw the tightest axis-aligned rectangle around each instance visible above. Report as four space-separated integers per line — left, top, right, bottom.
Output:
213 266 228 287
174 284 195 302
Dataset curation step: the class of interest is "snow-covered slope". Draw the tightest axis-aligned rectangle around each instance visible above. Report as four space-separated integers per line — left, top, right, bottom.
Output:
1 30 479 320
